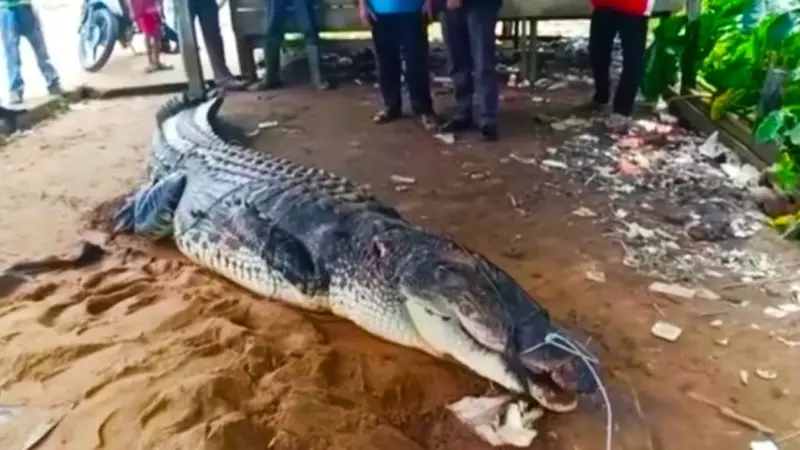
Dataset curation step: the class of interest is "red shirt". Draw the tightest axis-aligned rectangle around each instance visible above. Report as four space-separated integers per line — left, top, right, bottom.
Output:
129 0 158 18
591 0 654 16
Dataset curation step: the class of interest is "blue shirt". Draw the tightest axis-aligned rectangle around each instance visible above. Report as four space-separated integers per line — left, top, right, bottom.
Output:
368 0 423 14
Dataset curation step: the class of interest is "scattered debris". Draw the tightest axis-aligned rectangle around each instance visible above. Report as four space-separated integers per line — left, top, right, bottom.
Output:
550 117 592 131
572 207 598 217
650 321 683 342
447 396 543 448
546 123 777 283
509 153 537 165
585 270 606 283
751 438 780 450
686 391 775 434
715 337 730 346
763 303 800 319
776 336 800 348
246 120 280 137
694 287 722 301
541 160 568 170
648 282 696 300
709 318 723 328
434 133 455 145
755 369 778 381
740 370 750 386
389 175 416 184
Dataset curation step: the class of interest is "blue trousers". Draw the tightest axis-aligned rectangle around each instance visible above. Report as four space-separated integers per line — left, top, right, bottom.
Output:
439 3 499 126
371 13 433 115
1 5 59 98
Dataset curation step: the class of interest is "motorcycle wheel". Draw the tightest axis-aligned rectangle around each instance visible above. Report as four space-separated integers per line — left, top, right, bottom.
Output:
78 7 119 73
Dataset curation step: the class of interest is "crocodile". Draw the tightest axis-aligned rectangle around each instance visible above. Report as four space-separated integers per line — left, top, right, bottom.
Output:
114 93 602 413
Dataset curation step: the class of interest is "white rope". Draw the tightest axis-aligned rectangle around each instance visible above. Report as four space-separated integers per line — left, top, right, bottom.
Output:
522 332 612 450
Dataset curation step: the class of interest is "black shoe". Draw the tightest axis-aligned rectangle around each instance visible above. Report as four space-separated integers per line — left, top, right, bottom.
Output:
480 124 498 142
440 117 473 133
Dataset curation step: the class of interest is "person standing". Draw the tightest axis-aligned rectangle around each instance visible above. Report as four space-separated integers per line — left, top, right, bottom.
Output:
131 0 172 72
588 0 652 130
438 0 501 141
358 0 438 130
0 0 61 105
189 0 248 90
249 0 331 91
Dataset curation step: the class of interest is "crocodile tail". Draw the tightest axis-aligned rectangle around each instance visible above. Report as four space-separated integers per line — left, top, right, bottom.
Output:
155 92 208 129
192 95 255 147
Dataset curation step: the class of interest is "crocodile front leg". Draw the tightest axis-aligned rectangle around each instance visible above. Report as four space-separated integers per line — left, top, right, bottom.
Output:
115 172 188 239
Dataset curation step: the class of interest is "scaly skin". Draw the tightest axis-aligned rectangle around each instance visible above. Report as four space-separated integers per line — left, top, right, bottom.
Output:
115 93 602 412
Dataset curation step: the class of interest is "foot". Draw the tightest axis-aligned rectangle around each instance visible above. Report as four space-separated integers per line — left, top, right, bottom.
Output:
144 62 173 73
605 113 631 132
8 92 23 105
418 113 440 132
372 109 401 124
248 78 283 91
313 78 333 91
47 84 63 96
215 77 249 92
580 98 608 113
439 117 473 133
480 124 498 142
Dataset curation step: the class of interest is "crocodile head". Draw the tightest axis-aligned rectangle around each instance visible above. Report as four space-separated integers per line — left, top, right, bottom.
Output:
367 228 600 412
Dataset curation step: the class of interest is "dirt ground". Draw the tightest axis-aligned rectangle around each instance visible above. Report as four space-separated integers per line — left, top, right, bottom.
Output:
0 84 798 450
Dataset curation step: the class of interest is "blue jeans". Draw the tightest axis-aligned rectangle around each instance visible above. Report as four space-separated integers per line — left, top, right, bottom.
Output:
1 5 59 99
439 3 500 126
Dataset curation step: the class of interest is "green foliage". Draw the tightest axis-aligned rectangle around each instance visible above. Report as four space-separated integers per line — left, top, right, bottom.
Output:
755 106 800 191
643 0 800 192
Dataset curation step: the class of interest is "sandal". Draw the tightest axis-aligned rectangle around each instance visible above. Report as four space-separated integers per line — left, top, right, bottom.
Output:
372 109 401 124
418 113 440 132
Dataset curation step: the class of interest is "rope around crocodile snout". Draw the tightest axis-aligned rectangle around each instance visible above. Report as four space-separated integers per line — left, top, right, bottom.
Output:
522 333 612 450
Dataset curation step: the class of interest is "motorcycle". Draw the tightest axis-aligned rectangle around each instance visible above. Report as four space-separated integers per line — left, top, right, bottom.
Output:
78 0 179 73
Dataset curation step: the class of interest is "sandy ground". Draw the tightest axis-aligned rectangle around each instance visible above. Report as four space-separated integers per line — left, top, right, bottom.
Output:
0 85 798 450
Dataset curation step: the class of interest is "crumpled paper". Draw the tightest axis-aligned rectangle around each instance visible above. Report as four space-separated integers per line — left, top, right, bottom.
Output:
447 395 544 447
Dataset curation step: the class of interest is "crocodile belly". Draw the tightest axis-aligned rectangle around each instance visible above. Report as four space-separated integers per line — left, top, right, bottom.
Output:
175 234 330 312
328 283 439 356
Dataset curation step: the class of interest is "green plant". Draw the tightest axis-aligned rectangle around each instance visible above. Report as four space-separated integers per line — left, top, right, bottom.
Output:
643 0 800 120
755 106 800 191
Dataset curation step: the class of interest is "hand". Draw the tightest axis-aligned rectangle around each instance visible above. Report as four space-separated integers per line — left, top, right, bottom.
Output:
359 5 374 26
445 0 461 9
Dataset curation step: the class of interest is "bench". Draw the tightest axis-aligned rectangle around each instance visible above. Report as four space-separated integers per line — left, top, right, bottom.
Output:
227 0 683 82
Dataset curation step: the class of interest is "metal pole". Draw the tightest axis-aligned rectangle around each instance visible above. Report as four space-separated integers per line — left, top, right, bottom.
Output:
174 0 206 99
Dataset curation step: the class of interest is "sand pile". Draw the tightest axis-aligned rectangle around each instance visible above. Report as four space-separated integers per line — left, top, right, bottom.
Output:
0 206 494 450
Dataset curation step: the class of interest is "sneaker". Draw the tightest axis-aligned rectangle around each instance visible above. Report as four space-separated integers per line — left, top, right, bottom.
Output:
604 113 631 132
8 92 22 105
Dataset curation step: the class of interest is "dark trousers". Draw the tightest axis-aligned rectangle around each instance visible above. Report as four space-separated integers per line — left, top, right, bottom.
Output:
439 3 499 126
265 0 320 45
189 0 231 79
371 13 433 115
589 7 648 116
